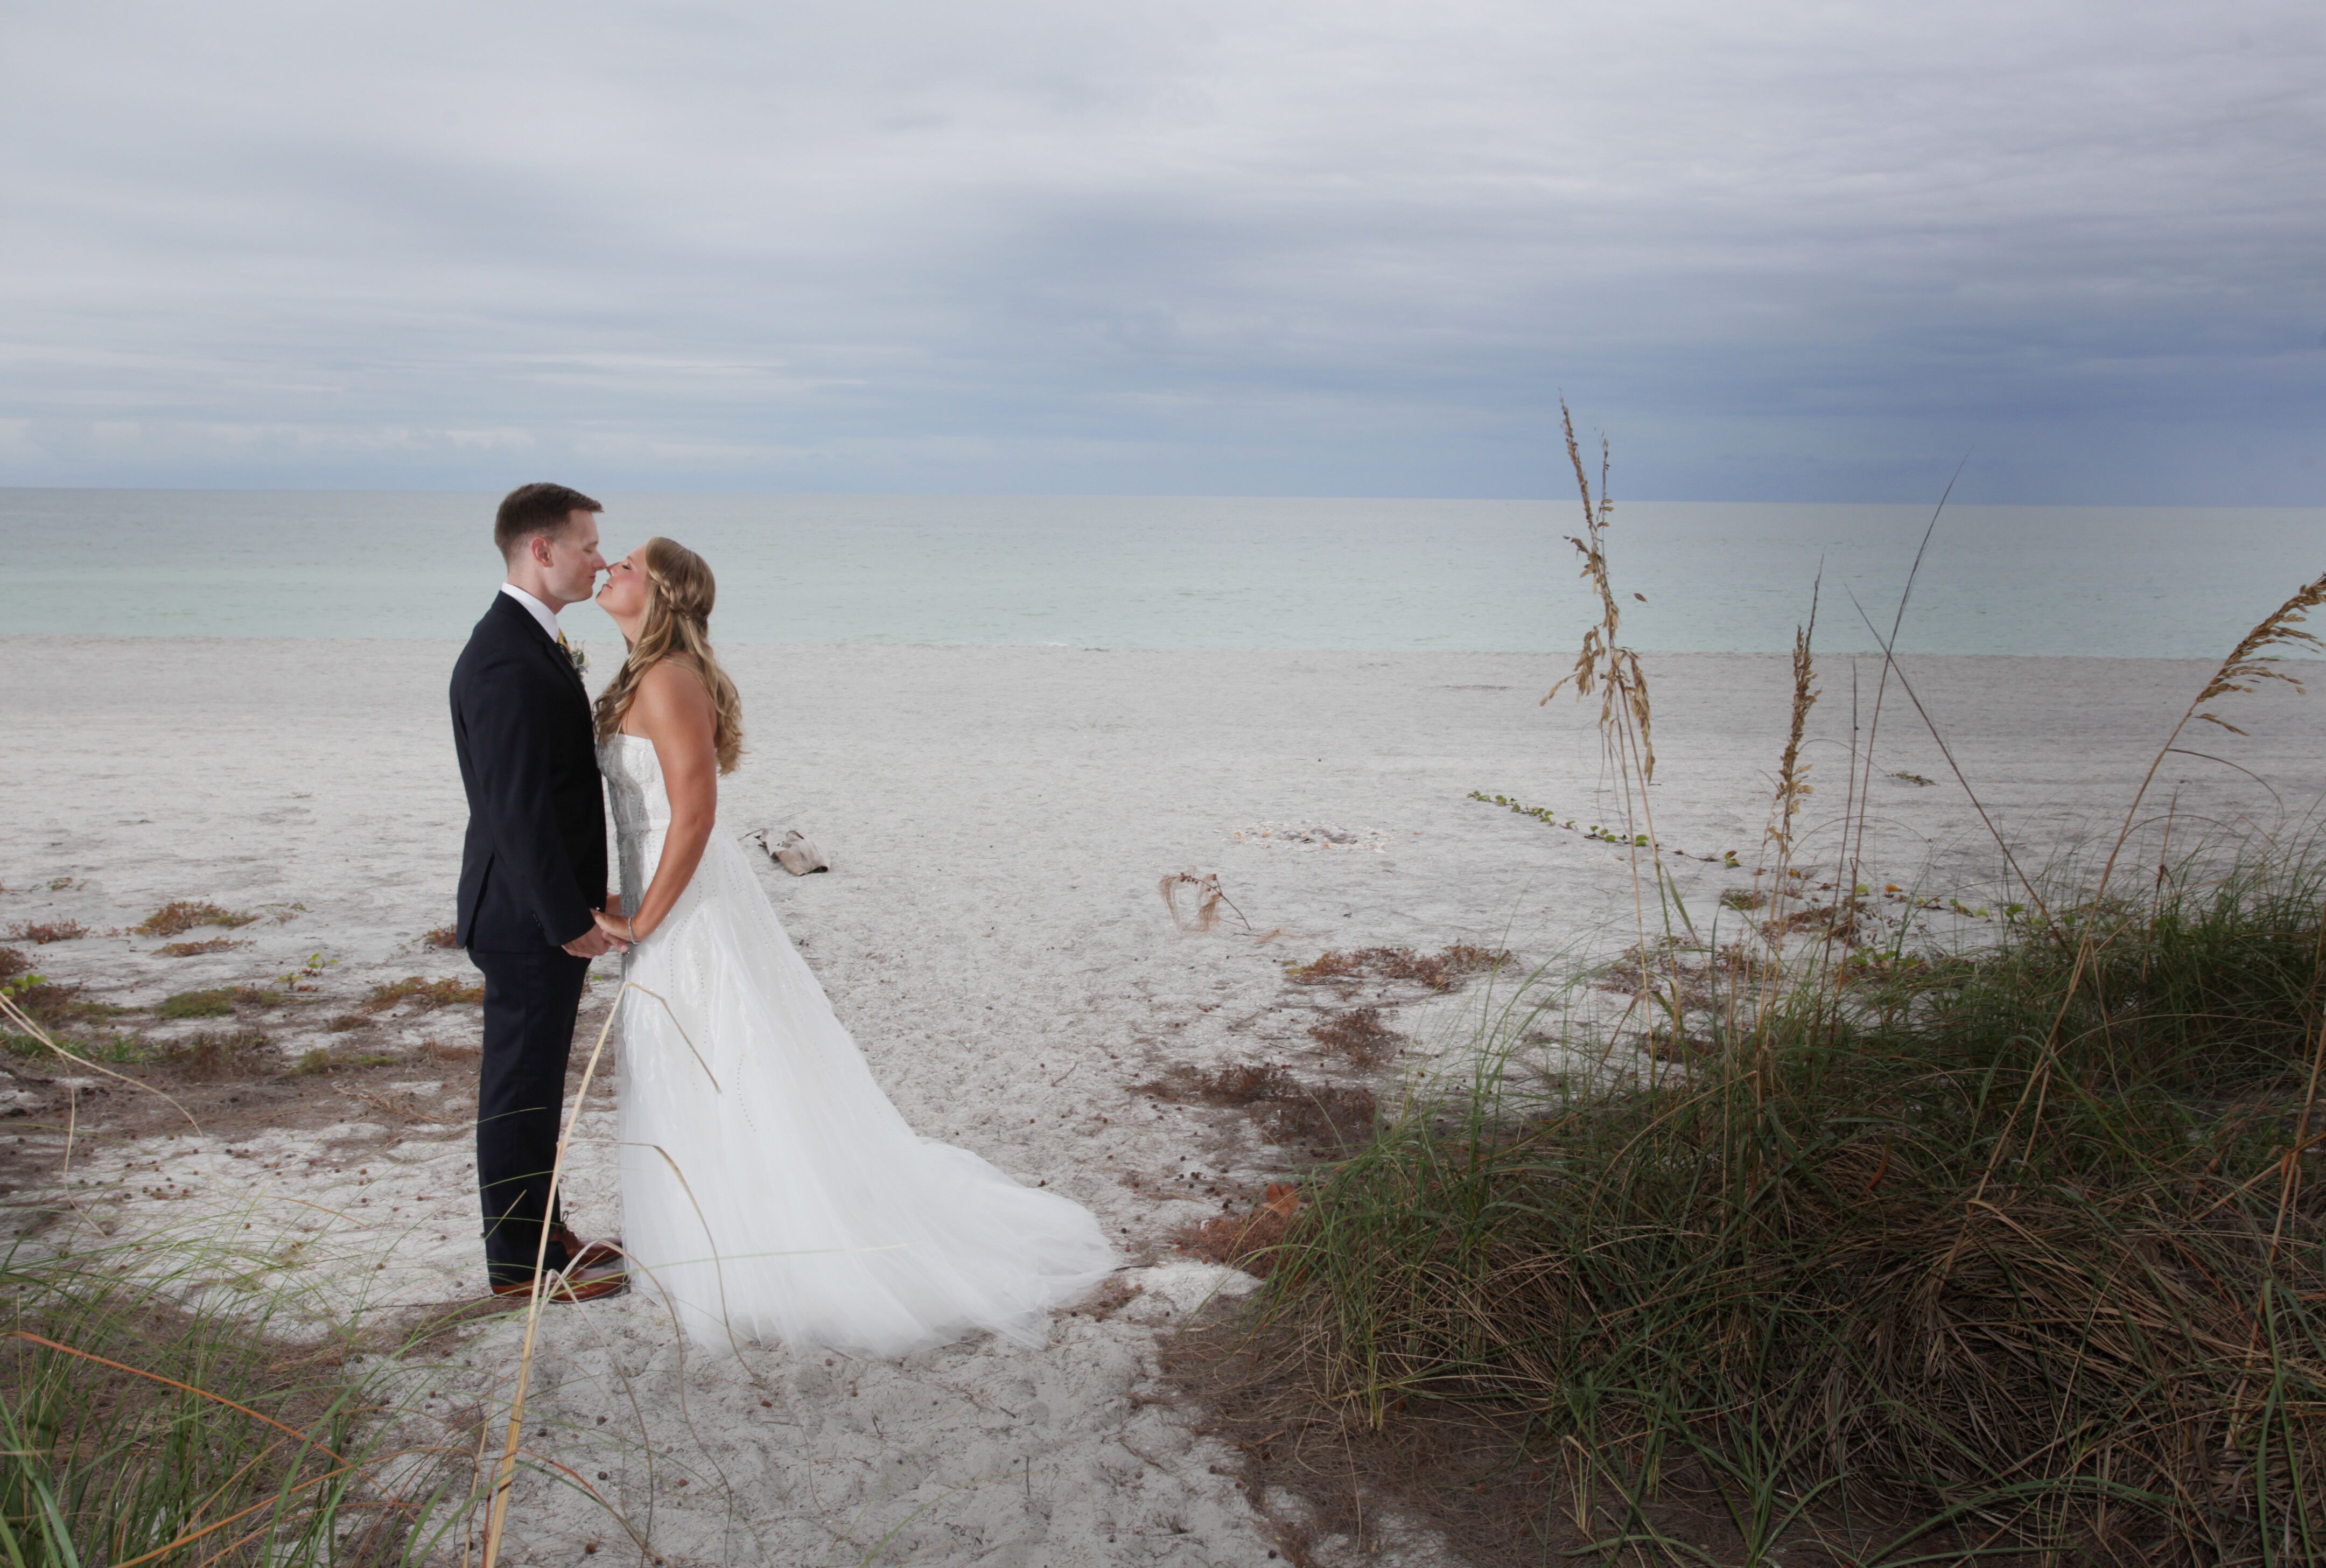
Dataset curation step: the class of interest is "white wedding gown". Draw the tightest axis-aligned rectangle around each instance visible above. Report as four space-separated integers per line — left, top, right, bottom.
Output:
600 732 1116 1355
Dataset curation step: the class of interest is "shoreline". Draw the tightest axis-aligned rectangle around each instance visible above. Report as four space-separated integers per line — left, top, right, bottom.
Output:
13 629 2315 664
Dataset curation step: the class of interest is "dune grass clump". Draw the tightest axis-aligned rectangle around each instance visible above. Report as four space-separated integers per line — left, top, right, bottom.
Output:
289 1046 399 1076
2 1030 152 1065
3 977 131 1030
158 987 237 1020
1232 414 2326 1562
421 926 460 949
137 901 257 938
0 990 492 1562
1260 853 2326 1560
155 1027 276 1079
0 1233 476 1565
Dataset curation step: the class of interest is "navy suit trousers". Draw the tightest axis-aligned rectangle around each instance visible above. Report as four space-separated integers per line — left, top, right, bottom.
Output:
471 946 591 1287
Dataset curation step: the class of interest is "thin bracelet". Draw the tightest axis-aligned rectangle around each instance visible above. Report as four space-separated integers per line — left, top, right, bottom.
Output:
626 915 638 943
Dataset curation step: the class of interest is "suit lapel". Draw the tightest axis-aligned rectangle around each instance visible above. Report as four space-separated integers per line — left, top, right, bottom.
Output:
544 627 587 701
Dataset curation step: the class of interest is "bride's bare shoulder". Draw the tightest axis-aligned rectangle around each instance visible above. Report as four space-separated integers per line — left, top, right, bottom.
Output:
630 656 716 727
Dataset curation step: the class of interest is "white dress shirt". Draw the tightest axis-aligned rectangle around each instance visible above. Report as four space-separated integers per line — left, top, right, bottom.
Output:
499 582 565 646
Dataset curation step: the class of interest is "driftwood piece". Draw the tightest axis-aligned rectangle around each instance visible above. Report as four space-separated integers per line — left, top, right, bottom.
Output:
747 828 831 876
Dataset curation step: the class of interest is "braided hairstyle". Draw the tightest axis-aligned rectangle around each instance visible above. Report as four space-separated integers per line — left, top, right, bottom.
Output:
592 536 745 774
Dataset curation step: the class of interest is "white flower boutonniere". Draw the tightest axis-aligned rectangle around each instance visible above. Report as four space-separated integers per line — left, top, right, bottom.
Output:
568 641 590 675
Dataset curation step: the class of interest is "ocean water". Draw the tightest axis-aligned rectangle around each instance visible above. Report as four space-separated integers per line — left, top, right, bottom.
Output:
4 489 2320 659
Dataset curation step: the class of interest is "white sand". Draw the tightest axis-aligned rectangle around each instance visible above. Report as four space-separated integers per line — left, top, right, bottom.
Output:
2 635 2314 1565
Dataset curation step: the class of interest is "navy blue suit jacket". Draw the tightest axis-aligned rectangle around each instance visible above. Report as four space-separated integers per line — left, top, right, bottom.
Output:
449 593 607 951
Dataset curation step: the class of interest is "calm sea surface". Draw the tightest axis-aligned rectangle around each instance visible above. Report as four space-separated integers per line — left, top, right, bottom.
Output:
4 490 2320 658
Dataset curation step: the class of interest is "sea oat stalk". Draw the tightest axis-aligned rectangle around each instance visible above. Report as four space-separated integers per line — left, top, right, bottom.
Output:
1540 402 1694 1037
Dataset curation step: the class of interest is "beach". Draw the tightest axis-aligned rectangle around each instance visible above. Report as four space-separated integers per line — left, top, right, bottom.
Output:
1 634 2312 1565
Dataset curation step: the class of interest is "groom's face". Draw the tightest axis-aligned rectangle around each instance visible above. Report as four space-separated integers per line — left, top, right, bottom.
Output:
535 510 608 607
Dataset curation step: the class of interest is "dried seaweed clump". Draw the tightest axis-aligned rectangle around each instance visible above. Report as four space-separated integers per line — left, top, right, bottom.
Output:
1138 1060 1376 1153
1178 1183 1304 1277
138 902 256 937
6 921 89 945
1286 943 1508 992
1307 1005 1402 1064
1138 1061 1300 1106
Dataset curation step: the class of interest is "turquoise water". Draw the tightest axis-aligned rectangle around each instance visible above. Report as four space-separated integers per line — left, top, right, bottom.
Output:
4 489 2320 657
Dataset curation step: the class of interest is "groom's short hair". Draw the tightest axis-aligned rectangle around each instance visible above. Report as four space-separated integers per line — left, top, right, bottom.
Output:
494 482 602 559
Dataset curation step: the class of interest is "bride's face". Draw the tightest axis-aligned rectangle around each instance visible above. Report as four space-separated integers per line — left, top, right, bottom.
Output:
597 549 651 625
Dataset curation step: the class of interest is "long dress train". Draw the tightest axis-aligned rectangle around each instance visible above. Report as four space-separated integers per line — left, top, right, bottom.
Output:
600 732 1115 1355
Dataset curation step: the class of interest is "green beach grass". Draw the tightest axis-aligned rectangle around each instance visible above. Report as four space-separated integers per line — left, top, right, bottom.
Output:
1225 416 2326 1563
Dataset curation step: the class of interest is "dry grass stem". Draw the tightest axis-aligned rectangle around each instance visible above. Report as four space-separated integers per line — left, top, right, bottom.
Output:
1160 869 1249 933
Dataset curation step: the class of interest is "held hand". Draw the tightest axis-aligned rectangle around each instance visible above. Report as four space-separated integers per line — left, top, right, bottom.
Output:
591 906 642 948
563 919 628 958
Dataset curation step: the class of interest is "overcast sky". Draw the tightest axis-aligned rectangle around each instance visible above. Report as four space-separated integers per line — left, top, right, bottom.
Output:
2 1 2319 501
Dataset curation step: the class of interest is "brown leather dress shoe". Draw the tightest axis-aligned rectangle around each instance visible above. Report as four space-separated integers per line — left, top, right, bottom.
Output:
549 1223 626 1274
491 1262 628 1304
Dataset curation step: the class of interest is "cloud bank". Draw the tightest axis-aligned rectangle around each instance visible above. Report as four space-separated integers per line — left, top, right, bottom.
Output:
2 1 2320 499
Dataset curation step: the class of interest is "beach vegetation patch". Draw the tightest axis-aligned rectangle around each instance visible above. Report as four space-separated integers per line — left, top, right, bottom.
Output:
1206 425 2326 1563
0 947 27 982
1139 1060 1377 1154
1306 1005 1402 1064
288 1045 399 1075
1250 848 2326 1561
136 900 257 937
1178 1182 1304 1278
5 920 88 944
3 1027 152 1064
0 1233 477 1563
361 975 484 1012
1469 790 1745 865
158 987 236 1019
6 977 132 1027
422 924 460 948
156 1027 275 1078
156 936 244 957
1285 943 1508 992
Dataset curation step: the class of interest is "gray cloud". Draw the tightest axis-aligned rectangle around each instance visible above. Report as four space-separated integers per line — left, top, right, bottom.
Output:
1 0 2320 499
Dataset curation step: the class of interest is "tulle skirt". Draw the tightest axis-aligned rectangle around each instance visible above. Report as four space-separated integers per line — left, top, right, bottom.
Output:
612 829 1115 1355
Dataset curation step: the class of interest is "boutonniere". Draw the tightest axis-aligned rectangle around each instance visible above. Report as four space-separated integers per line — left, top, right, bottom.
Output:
568 641 590 675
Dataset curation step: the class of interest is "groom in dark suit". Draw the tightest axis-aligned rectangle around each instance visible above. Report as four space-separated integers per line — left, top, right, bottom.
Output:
449 482 629 1300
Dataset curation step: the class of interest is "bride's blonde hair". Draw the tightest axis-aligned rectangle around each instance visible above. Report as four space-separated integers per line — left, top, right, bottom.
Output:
593 536 745 774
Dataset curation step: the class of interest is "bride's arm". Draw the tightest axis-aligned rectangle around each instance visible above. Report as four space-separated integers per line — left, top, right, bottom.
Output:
605 661 720 942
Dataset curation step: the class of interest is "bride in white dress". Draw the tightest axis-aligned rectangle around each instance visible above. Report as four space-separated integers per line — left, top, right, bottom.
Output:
585 537 1115 1355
